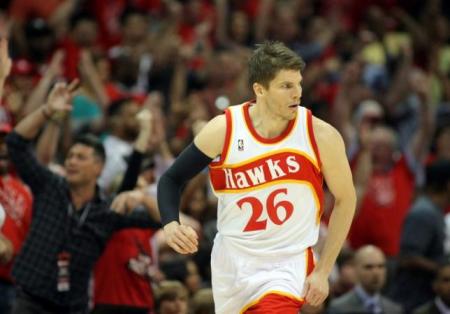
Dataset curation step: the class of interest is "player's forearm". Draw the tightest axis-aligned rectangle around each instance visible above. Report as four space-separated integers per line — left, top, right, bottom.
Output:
314 196 356 276
157 143 212 226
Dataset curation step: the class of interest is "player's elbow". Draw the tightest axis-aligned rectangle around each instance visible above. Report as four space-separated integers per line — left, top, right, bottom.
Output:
334 188 357 214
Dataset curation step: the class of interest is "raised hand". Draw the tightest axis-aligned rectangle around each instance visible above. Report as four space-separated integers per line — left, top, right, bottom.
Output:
47 50 65 78
0 38 11 81
111 190 146 214
44 80 79 116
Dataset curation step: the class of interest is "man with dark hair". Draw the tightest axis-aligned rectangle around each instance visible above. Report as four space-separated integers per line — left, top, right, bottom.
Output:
157 41 356 313
413 263 450 314
99 97 140 192
5 82 159 314
391 160 450 313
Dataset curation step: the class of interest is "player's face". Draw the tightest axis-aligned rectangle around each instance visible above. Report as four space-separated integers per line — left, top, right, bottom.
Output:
64 144 103 187
257 69 302 121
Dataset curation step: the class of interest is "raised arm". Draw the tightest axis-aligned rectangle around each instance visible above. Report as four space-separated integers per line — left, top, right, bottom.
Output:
303 117 356 306
0 38 11 102
157 114 226 254
6 81 77 193
22 50 64 117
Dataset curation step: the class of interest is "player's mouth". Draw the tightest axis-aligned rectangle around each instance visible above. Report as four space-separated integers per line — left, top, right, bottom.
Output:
288 104 299 108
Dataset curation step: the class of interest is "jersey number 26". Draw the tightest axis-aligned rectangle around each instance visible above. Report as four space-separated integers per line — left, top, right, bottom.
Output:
237 188 294 232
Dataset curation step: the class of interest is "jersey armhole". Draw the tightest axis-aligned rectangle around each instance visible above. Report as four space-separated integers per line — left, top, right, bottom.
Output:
210 108 232 167
306 109 322 170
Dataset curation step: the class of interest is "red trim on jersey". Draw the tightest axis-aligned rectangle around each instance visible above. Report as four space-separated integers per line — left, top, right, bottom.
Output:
210 108 232 167
243 293 304 313
306 110 322 168
243 102 296 144
306 247 315 276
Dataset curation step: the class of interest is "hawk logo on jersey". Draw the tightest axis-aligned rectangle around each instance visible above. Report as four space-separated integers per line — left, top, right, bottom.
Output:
238 139 244 151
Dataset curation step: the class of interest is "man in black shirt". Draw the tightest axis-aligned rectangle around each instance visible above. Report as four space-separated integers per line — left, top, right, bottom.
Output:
6 82 160 314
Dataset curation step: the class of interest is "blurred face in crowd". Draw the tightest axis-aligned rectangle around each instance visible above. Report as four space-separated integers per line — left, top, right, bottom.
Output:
255 69 302 121
185 260 201 294
355 246 386 295
271 5 299 43
340 258 357 288
72 19 98 47
64 144 103 187
187 188 207 220
230 11 250 44
159 289 189 314
123 13 148 43
120 101 140 139
370 126 396 170
436 127 450 160
0 135 8 176
434 265 450 306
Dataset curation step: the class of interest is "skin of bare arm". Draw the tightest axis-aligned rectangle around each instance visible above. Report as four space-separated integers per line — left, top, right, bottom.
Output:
303 117 356 306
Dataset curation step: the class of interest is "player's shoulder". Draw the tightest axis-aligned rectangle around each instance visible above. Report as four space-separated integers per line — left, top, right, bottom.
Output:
200 113 227 137
194 113 227 159
312 116 342 143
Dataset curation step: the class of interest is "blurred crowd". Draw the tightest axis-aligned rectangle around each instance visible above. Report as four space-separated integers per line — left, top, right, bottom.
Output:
0 0 449 313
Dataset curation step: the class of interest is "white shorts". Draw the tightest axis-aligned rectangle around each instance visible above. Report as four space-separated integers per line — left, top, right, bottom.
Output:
211 234 315 314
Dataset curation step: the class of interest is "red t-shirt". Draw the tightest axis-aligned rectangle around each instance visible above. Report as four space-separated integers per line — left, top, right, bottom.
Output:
348 156 415 256
9 0 65 21
93 228 156 309
0 176 33 282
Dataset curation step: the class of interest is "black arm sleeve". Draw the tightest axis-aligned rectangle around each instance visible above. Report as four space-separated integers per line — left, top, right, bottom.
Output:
157 143 213 226
117 149 144 193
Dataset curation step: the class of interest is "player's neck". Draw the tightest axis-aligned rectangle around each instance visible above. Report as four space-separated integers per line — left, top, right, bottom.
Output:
249 102 291 139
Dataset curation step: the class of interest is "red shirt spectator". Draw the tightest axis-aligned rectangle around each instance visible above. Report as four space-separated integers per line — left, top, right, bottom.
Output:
348 156 415 256
93 228 156 312
0 175 33 282
9 0 66 21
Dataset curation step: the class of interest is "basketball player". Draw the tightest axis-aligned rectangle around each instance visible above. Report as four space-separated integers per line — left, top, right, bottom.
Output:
157 41 356 313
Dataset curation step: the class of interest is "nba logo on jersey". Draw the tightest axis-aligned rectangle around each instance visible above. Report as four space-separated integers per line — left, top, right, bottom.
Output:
238 139 244 151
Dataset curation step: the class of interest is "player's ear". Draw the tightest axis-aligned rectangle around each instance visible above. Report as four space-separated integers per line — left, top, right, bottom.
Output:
253 82 265 97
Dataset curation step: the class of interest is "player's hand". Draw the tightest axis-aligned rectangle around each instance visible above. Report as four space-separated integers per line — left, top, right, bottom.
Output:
303 270 329 306
163 221 198 254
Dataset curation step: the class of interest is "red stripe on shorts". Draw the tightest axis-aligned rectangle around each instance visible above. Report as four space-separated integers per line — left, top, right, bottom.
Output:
244 293 304 314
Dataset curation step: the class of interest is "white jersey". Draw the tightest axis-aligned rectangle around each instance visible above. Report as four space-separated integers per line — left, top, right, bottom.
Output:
209 102 324 259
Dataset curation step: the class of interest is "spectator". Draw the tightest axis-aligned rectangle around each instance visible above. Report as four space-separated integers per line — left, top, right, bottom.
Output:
99 97 140 192
390 160 450 313
191 288 214 314
6 82 159 314
0 39 33 314
328 245 403 314
329 249 357 299
412 263 450 314
0 122 33 314
92 109 161 314
154 280 188 314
